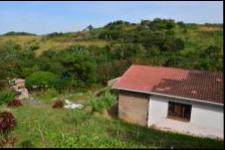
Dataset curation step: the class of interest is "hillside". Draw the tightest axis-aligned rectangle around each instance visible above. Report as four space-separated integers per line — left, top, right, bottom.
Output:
0 19 223 90
0 19 224 148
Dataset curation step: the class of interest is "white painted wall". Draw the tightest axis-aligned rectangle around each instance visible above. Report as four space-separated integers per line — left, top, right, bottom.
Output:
191 103 224 130
148 96 168 126
148 95 224 132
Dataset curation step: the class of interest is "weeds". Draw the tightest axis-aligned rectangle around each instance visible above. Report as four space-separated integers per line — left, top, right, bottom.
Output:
64 110 90 126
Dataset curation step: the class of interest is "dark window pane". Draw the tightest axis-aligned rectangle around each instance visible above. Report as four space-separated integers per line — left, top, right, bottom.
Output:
168 101 192 121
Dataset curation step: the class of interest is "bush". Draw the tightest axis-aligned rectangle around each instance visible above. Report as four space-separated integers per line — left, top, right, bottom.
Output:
52 100 64 108
0 90 16 105
65 110 89 125
0 112 16 134
162 38 185 52
25 71 58 90
7 99 23 107
90 91 116 113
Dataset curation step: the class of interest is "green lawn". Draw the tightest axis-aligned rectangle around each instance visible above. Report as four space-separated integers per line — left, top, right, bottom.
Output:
0 88 223 148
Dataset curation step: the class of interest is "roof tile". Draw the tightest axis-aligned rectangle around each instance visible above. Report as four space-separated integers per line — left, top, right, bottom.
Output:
113 65 224 105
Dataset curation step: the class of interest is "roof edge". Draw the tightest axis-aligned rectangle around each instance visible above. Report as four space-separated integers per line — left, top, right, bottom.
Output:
112 87 224 107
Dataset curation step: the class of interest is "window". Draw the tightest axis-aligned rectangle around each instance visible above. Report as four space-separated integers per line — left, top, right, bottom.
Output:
167 101 192 121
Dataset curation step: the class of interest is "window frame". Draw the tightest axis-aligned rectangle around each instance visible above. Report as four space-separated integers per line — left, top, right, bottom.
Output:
167 101 192 122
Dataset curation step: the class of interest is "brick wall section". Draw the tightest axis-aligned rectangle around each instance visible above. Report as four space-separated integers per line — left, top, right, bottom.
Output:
118 91 150 126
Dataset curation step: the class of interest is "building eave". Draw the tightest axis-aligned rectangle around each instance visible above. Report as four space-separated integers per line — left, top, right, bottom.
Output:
112 87 224 107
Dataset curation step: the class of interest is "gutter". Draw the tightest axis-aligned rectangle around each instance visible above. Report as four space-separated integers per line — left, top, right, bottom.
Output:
112 87 224 107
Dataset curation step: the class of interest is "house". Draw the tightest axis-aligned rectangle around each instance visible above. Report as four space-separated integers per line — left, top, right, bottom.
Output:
112 64 224 139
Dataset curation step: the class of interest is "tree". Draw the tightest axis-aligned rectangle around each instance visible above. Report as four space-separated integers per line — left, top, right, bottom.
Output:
161 38 185 52
87 25 93 30
25 71 58 90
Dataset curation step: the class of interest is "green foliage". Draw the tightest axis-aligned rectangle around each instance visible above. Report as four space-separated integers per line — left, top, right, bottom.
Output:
90 91 116 113
0 90 16 105
0 18 223 93
64 110 90 126
161 38 185 52
5 99 223 148
55 134 132 148
34 88 59 102
2 31 36 36
25 71 58 90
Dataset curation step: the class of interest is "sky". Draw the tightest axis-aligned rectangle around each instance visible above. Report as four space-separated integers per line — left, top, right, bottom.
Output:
0 1 223 35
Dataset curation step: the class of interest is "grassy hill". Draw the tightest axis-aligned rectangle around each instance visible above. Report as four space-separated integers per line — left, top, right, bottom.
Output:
0 19 223 148
0 87 223 148
0 21 223 57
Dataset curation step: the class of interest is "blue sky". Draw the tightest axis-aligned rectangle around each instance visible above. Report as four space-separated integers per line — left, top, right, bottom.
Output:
0 1 223 34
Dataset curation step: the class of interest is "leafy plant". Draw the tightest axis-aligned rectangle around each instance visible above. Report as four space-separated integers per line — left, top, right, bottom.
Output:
90 91 116 113
0 90 16 105
25 71 58 90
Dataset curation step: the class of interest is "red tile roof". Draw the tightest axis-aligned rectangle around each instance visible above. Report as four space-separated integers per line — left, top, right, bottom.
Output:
112 65 224 105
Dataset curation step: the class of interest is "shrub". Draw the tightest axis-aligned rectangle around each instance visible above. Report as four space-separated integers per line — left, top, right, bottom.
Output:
162 38 185 52
0 112 16 134
0 90 16 105
90 91 116 113
25 71 58 90
7 99 23 107
52 100 64 108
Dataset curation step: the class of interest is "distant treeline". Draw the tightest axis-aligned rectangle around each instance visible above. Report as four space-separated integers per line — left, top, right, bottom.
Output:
1 31 36 36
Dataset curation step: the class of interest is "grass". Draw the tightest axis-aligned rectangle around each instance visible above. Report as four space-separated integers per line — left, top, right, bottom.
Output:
0 103 222 148
0 86 223 148
175 24 223 55
0 25 222 57
0 34 109 56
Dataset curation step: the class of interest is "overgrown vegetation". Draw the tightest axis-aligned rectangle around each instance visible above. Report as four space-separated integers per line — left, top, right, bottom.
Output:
2 103 222 148
0 19 223 93
90 91 116 113
0 91 16 105
0 18 223 148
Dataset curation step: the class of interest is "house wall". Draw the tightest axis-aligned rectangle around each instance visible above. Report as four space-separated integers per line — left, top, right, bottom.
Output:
191 103 224 130
148 95 224 132
118 91 149 126
148 96 168 126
